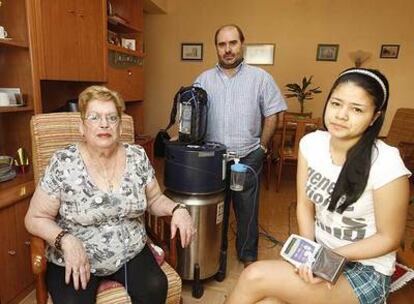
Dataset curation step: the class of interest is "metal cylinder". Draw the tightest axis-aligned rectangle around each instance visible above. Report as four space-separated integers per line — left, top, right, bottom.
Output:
165 190 225 280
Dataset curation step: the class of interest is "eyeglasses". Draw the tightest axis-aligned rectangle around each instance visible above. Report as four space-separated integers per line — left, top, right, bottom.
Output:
84 112 120 125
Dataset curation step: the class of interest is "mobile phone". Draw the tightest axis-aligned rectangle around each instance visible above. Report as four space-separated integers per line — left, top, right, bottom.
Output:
280 234 321 268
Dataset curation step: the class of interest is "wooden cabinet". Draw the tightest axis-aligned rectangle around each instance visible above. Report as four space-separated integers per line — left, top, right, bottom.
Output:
106 0 145 102
0 0 38 302
0 180 35 304
0 199 33 303
0 0 39 156
107 56 144 101
0 1 145 299
35 0 106 81
33 0 145 103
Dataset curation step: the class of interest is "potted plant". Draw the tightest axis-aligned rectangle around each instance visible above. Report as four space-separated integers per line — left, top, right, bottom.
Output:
285 76 322 114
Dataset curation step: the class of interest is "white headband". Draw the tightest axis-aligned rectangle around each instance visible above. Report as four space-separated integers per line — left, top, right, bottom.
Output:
339 69 387 108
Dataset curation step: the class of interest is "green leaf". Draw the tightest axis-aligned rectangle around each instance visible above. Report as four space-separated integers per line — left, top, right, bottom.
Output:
286 83 301 91
284 76 322 108
309 88 322 94
284 93 297 98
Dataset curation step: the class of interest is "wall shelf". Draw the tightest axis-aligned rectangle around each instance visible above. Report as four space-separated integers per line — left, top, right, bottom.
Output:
107 43 145 57
0 39 29 49
0 105 34 113
108 15 141 33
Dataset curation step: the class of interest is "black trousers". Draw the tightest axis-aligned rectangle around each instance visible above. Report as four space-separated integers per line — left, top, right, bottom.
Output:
46 244 168 304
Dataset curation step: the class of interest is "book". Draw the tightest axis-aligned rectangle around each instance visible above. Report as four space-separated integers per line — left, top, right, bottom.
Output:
280 234 346 284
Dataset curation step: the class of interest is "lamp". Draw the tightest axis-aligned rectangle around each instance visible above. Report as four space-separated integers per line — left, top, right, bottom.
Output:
349 50 372 68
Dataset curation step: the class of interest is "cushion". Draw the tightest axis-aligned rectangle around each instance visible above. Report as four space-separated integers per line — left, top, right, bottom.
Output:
96 283 131 304
149 243 166 266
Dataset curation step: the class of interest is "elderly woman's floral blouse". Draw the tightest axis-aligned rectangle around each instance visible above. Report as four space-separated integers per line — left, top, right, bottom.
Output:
40 143 154 276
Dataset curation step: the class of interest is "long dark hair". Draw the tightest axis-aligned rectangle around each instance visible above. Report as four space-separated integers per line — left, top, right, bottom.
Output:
323 68 389 213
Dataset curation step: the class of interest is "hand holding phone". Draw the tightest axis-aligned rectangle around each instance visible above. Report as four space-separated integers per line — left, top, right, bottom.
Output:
280 234 346 284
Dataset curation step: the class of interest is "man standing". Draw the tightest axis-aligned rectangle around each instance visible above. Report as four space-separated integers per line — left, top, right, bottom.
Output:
195 24 287 270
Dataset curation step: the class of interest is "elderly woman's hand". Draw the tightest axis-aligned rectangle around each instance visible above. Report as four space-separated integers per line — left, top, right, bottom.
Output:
61 234 91 290
170 209 196 248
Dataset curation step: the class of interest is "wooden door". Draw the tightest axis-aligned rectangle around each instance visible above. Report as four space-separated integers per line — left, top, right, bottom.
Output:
37 0 106 81
76 0 106 81
107 65 130 100
107 65 144 102
128 65 144 101
14 199 34 291
0 206 19 303
38 0 79 80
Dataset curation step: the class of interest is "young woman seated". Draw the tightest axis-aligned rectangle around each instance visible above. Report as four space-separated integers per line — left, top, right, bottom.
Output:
225 68 411 304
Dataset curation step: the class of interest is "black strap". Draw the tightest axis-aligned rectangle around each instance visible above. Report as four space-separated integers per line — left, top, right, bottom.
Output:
165 85 208 132
165 87 183 131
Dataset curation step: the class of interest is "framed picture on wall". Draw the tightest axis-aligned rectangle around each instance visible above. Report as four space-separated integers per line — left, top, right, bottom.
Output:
181 43 203 61
316 44 339 61
380 44 400 59
243 44 275 65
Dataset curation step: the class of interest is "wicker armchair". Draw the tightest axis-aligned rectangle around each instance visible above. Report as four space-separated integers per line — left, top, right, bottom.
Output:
30 112 181 304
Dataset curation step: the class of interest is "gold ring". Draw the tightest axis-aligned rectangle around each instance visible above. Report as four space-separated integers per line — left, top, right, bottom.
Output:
73 270 79 274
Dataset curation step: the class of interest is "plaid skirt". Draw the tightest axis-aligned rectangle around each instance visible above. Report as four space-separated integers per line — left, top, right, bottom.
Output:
343 262 391 304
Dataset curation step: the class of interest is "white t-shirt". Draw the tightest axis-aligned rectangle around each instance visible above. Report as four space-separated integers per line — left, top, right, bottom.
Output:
300 130 411 275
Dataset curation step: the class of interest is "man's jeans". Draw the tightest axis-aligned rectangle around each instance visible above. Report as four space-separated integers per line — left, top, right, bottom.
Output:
221 147 264 262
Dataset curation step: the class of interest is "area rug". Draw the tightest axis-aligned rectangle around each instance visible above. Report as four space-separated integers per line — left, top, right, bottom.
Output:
390 263 414 293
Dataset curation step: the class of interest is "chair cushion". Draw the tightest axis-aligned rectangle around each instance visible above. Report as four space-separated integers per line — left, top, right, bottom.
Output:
96 281 131 304
97 280 124 292
149 243 165 266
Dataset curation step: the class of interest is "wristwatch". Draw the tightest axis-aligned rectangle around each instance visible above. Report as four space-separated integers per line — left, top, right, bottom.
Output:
259 143 268 154
172 203 188 215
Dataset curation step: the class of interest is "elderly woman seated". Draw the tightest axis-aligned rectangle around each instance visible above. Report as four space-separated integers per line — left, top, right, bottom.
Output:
25 86 195 304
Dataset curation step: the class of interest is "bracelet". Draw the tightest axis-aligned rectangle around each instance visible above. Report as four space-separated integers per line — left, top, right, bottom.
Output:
54 229 68 251
172 203 187 215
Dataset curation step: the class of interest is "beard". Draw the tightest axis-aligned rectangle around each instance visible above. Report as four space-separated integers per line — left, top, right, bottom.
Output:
219 56 244 69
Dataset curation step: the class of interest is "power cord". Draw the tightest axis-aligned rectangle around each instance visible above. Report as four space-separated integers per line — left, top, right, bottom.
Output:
259 224 282 248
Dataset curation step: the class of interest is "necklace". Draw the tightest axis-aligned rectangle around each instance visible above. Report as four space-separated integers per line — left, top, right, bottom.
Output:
101 160 116 193
85 144 119 193
102 147 119 193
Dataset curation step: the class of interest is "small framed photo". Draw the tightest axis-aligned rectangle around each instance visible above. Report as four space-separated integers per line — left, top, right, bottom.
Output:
181 43 203 61
121 38 136 51
244 44 275 65
107 30 121 46
0 88 24 106
316 44 339 61
380 44 399 59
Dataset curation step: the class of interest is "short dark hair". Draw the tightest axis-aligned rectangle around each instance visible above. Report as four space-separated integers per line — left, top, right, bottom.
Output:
214 24 245 45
